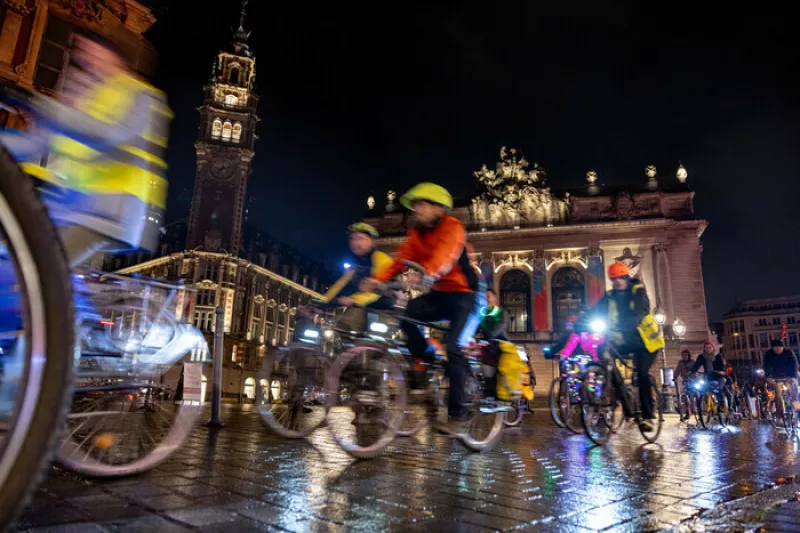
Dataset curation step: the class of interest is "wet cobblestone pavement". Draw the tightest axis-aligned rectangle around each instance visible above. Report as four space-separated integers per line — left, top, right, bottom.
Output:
16 404 800 532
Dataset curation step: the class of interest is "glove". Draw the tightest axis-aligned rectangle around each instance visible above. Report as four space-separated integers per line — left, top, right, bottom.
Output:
420 274 439 290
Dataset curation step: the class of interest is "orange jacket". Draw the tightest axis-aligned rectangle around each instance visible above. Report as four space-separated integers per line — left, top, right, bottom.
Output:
375 215 479 293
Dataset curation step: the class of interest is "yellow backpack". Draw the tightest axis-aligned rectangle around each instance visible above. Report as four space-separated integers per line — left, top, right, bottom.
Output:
496 341 525 401
637 314 665 352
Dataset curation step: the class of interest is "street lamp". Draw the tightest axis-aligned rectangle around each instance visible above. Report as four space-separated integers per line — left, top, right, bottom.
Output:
673 317 686 339
654 306 666 327
653 305 670 412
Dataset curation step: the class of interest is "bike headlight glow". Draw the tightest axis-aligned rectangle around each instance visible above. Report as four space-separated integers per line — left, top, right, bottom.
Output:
694 380 704 390
589 319 607 334
323 329 334 339
369 322 389 334
303 329 319 339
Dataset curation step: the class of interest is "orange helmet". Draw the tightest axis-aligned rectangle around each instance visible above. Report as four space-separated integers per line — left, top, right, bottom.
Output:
608 261 630 279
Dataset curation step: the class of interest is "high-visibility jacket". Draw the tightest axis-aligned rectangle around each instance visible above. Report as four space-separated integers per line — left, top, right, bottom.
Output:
321 250 394 307
595 281 665 353
26 73 172 252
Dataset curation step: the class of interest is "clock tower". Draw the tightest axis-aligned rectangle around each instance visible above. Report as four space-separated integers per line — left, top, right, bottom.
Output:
186 2 258 254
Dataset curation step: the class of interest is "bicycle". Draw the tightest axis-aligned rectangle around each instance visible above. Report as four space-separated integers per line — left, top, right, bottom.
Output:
0 87 206 525
693 376 728 429
549 354 590 434
256 304 336 438
769 378 798 434
579 332 663 445
324 261 508 457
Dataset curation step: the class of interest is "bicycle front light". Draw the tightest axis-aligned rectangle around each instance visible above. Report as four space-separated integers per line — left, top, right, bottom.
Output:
694 380 705 390
369 322 389 334
589 319 607 334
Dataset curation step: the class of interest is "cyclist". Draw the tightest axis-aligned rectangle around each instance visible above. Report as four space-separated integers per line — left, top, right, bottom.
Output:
362 182 482 434
479 289 508 341
674 349 694 417
1 32 171 264
314 222 394 332
592 261 663 433
690 340 731 412
764 338 800 414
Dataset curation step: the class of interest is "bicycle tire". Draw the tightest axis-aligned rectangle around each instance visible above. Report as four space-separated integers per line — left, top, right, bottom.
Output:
324 345 406 459
548 378 566 428
257 344 330 438
561 377 583 434
639 382 663 443
503 398 524 428
457 375 506 452
580 364 614 445
0 148 75 530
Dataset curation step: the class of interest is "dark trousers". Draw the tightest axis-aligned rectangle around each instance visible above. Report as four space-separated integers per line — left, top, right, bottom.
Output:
401 291 480 418
633 349 657 420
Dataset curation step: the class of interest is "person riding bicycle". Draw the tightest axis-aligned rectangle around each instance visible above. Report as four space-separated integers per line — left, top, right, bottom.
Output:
591 261 663 433
0 32 171 265
674 349 694 416
361 182 483 435
690 340 731 412
313 222 394 333
479 289 508 341
764 338 800 414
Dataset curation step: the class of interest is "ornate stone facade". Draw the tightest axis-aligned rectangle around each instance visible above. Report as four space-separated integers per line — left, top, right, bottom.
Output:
186 4 258 255
365 147 709 393
115 250 324 401
0 0 156 94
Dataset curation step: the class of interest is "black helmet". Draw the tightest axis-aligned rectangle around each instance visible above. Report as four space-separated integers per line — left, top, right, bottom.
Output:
771 338 785 348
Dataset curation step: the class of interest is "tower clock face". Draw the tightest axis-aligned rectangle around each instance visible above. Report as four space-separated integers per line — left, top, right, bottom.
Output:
211 159 235 180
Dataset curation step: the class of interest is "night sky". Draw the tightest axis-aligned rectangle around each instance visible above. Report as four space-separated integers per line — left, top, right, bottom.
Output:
146 1 799 320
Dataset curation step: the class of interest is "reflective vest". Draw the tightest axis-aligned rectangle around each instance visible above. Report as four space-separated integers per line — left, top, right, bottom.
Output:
606 285 665 353
26 74 173 251
51 73 171 206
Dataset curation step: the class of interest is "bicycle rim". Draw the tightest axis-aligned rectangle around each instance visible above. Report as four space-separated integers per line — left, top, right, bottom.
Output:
0 152 74 529
580 365 613 445
562 378 583 434
457 376 506 452
503 399 523 428
257 345 330 438
549 378 566 428
324 346 406 459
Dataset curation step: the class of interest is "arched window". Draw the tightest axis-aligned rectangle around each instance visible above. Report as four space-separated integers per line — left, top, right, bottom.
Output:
224 94 238 106
229 67 240 85
243 377 256 400
221 121 232 141
500 269 531 333
551 266 585 332
211 118 222 138
232 122 242 142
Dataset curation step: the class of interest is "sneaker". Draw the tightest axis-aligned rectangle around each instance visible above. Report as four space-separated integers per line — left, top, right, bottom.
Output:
639 420 655 433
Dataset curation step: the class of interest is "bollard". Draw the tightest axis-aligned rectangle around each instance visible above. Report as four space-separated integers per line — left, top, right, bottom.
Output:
207 306 225 428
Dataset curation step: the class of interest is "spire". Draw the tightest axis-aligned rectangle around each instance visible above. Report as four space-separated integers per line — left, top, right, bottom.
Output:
230 0 252 57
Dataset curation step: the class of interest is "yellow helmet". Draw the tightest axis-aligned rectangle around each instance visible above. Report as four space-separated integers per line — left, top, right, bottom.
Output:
399 182 453 210
347 222 379 239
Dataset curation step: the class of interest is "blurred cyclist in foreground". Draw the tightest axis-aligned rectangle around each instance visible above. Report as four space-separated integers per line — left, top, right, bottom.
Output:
1 31 172 265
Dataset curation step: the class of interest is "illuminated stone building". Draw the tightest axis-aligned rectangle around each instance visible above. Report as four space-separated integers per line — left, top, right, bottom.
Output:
723 295 800 378
108 4 330 401
365 148 710 393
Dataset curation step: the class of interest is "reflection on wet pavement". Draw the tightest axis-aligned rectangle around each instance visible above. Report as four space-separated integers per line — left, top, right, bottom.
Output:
15 404 800 532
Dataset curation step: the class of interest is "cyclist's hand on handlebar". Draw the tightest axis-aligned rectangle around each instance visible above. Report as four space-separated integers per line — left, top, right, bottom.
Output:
359 278 379 293
337 296 356 307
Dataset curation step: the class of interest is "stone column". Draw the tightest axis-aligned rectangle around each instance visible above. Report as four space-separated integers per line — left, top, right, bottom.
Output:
653 242 673 319
532 250 549 331
480 252 494 290
587 246 605 306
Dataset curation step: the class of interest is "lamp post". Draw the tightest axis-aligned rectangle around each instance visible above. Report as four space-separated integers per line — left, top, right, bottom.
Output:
653 306 672 412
